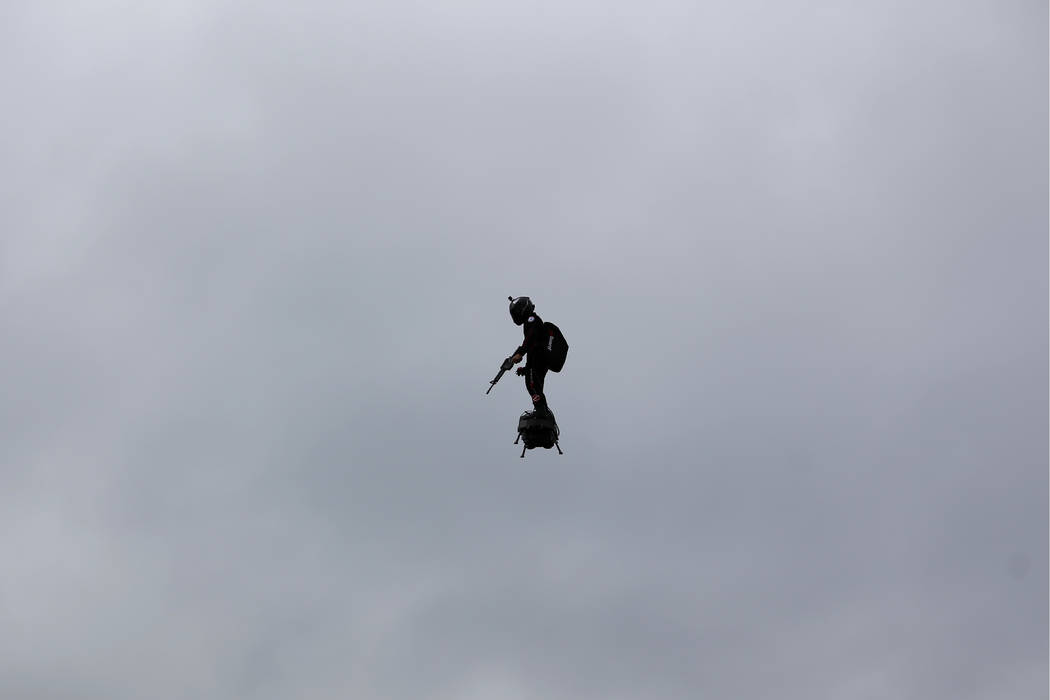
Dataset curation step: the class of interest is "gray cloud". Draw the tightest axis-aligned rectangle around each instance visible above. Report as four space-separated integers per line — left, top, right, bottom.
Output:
1 0 1045 698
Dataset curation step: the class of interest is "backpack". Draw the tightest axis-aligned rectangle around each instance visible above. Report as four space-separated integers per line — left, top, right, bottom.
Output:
542 322 569 372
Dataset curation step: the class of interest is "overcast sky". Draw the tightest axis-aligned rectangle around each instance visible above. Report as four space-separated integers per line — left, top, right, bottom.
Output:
1 1 1046 698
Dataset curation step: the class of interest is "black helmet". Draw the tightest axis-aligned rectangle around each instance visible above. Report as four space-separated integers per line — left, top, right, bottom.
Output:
508 296 535 325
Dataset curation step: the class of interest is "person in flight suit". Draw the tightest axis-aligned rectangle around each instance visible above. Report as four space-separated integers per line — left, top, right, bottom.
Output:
507 296 552 418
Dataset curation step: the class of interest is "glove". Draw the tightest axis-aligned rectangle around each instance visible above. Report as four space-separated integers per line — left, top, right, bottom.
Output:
516 367 527 376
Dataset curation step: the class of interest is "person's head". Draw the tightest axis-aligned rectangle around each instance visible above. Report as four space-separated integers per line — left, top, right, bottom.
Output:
508 296 535 325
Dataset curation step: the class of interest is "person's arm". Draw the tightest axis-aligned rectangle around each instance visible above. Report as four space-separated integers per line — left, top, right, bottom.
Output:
512 317 542 362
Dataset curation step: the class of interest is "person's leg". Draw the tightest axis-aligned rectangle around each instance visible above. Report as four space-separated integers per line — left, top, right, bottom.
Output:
525 363 550 416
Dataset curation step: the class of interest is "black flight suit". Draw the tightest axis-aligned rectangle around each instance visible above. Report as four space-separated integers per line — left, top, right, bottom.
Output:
515 313 551 416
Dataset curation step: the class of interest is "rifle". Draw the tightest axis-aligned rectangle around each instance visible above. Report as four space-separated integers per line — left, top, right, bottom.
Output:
486 356 516 394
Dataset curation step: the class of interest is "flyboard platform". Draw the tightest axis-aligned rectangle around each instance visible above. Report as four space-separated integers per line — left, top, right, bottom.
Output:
514 410 562 458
